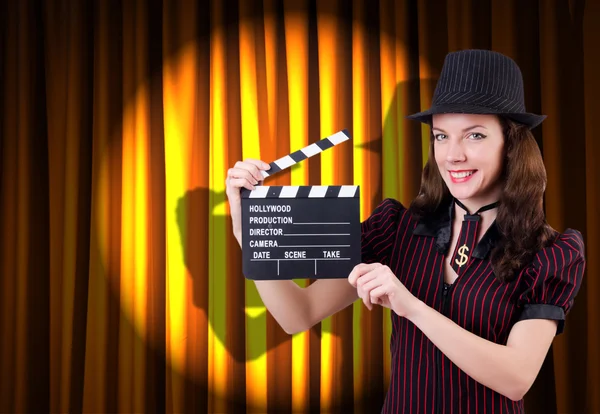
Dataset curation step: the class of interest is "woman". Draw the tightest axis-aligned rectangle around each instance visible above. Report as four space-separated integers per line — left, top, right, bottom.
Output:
225 49 585 413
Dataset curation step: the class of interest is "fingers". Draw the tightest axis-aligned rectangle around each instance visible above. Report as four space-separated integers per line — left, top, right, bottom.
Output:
234 159 270 182
359 276 384 297
350 264 383 310
231 163 261 183
359 271 387 310
244 158 271 173
228 177 257 191
226 159 270 193
350 264 397 311
348 263 382 287
368 285 389 306
227 167 259 190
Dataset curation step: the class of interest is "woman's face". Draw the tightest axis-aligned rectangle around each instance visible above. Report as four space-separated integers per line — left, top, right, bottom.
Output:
432 113 505 210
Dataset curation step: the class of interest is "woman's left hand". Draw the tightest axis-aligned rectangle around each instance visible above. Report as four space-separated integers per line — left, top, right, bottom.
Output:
348 263 422 318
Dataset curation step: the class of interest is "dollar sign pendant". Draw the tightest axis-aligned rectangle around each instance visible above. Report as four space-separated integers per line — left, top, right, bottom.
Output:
455 244 469 267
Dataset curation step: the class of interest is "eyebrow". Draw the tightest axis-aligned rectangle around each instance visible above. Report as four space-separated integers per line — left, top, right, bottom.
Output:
431 125 488 133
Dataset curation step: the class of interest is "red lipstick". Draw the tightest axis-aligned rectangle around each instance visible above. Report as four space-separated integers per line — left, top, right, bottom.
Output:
448 170 477 184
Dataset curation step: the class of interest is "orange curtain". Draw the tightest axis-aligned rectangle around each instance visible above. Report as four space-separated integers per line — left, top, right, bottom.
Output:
1 0 598 413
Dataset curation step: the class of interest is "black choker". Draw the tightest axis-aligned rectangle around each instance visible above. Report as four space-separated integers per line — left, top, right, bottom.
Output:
454 199 500 216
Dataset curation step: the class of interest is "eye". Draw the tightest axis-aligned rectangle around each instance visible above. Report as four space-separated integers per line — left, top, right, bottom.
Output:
468 132 486 140
434 133 447 141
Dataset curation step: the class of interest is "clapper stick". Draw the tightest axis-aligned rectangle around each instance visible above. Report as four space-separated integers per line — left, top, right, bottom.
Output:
259 129 351 179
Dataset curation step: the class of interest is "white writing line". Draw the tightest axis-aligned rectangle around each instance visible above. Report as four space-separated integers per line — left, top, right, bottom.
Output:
250 258 351 261
283 233 350 236
277 245 350 248
293 222 350 225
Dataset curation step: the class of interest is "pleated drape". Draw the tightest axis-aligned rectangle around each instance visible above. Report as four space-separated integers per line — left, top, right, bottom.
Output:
1 1 598 413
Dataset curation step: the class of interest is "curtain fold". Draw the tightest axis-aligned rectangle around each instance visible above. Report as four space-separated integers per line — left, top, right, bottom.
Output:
1 0 598 413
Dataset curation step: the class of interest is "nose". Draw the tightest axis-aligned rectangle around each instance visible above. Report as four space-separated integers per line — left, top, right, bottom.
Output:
446 138 466 163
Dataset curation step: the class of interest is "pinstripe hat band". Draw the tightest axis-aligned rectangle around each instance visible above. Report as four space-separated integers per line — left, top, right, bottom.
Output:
407 49 546 129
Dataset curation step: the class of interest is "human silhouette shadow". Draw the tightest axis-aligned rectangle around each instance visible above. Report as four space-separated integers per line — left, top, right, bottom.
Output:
175 186 288 363
174 75 425 369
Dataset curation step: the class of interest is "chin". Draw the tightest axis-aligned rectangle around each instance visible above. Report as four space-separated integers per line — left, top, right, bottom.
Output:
451 193 475 201
446 186 477 201
446 179 491 201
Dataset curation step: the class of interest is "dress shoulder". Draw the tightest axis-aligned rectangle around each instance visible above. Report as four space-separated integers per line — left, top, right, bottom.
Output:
361 198 410 266
516 229 586 334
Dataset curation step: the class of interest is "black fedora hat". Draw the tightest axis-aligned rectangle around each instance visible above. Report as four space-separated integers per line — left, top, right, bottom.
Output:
407 49 546 129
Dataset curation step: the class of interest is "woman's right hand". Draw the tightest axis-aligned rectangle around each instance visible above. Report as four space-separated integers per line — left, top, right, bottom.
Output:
225 159 271 245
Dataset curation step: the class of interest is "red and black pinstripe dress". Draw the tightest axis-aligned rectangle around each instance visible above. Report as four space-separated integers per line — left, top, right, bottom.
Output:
360 198 585 414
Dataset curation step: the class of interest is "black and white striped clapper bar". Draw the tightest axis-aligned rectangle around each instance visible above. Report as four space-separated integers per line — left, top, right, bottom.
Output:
241 130 360 280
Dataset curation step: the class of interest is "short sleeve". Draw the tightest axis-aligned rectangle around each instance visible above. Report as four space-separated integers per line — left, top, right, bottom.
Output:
517 229 586 334
361 198 405 266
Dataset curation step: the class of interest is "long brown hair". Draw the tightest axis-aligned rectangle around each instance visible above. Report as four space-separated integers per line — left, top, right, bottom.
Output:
409 117 556 282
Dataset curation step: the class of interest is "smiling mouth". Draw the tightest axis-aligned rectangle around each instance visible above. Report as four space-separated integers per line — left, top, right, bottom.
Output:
448 170 478 183
450 170 476 179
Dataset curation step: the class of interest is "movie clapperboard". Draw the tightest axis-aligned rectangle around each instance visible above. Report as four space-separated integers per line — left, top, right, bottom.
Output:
241 130 360 280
